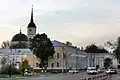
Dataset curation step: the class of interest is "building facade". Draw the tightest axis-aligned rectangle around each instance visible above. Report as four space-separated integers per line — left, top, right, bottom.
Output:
0 41 118 72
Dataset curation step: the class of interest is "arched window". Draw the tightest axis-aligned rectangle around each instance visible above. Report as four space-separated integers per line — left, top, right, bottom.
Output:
57 62 59 67
63 53 66 59
57 53 59 59
51 63 54 68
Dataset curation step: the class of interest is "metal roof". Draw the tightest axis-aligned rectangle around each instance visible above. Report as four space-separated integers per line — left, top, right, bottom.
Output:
0 49 32 55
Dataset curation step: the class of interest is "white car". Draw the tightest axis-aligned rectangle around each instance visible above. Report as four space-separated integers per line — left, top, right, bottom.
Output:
97 69 104 73
105 69 117 74
87 67 98 74
68 69 78 73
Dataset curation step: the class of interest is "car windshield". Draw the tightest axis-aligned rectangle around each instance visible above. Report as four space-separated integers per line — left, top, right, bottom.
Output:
87 68 96 70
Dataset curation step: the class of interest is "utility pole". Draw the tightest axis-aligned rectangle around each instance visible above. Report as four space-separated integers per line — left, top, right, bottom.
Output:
62 47 64 74
76 48 78 70
9 49 12 77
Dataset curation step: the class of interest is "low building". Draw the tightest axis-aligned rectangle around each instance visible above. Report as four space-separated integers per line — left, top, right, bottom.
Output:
47 40 88 72
0 40 118 72
0 49 36 69
87 53 118 69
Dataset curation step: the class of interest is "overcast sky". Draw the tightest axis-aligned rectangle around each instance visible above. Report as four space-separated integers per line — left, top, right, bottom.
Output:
0 0 120 47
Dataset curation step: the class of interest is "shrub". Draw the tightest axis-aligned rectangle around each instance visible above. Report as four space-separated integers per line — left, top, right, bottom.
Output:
0 63 21 74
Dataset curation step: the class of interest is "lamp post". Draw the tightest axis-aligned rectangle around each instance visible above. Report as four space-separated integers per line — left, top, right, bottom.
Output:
9 60 12 77
9 48 12 77
62 47 65 74
32 54 35 75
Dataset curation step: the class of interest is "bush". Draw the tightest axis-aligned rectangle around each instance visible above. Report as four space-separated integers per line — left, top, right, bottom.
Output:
0 64 9 74
0 63 21 74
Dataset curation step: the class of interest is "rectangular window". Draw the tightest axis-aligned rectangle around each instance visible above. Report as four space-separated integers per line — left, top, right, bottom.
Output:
57 53 59 59
51 63 54 68
63 53 66 59
36 63 39 67
57 62 59 67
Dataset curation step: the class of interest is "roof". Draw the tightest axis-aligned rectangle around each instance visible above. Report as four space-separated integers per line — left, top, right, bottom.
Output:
27 6 36 28
52 40 67 47
27 21 36 28
0 49 32 55
88 53 110 55
11 32 29 41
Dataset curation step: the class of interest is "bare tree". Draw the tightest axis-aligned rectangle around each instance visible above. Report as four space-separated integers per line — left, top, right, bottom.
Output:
66 41 72 46
1 40 11 49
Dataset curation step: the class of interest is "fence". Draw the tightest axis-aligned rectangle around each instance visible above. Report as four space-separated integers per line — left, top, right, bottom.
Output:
80 74 109 80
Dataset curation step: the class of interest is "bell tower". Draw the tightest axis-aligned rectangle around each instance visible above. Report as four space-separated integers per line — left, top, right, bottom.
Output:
27 5 36 40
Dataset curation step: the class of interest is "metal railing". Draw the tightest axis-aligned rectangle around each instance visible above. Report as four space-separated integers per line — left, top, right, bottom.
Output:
80 74 109 80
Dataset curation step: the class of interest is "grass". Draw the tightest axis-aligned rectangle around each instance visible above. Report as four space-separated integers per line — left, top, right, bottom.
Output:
0 72 54 80
35 72 53 76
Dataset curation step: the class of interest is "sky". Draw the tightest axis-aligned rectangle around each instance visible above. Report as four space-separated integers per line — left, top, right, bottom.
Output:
0 0 120 48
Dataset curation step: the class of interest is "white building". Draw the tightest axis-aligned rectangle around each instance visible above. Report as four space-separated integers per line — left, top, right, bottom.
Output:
87 53 118 69
47 40 88 72
47 40 118 72
0 49 33 69
0 40 118 72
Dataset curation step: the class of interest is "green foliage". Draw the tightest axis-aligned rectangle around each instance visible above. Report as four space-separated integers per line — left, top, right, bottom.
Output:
106 37 120 63
0 63 20 74
113 38 120 63
84 44 108 53
30 33 55 68
20 59 29 69
104 58 112 69
1 57 7 66
20 59 33 76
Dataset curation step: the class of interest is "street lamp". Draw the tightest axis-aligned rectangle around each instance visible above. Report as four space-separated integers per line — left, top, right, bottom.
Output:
9 60 12 77
9 48 12 77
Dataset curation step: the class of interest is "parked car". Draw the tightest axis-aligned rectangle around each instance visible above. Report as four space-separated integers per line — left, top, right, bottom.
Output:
97 69 104 73
87 67 98 74
105 69 117 74
68 69 78 74
24 69 36 76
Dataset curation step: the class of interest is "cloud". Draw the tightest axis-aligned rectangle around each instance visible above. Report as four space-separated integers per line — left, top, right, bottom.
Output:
1 0 120 47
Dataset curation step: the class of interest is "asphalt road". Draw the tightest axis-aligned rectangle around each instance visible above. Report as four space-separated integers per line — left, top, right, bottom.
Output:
109 73 120 80
10 72 107 80
1 71 119 80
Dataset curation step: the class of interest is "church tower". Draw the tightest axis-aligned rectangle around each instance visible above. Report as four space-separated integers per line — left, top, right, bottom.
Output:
27 5 36 40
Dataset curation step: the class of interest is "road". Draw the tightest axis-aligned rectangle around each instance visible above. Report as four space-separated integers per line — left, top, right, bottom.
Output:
11 72 107 80
0 71 119 80
109 73 120 80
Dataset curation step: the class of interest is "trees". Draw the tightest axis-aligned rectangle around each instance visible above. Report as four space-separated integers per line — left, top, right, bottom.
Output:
1 40 11 49
30 33 55 72
104 58 112 69
66 41 72 46
106 37 120 63
1 57 7 66
84 44 108 53
0 57 20 77
20 59 29 76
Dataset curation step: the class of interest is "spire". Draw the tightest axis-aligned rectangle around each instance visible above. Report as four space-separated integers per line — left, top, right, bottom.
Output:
30 5 33 22
20 27 21 34
27 5 36 28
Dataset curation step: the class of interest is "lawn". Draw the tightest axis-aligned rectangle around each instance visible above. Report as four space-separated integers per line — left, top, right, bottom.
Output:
0 72 53 80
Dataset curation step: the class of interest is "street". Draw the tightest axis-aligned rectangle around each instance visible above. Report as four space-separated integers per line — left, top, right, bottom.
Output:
2 72 109 80
0 71 120 80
